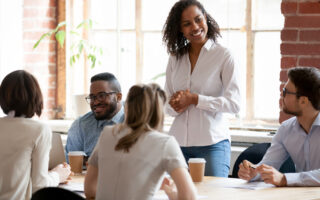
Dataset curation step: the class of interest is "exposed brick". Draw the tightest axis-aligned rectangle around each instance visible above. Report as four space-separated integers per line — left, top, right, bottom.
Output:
281 43 320 55
23 19 56 30
48 88 56 98
281 2 297 14
48 76 57 87
24 54 56 63
23 42 56 53
299 2 320 14
281 57 297 69
48 65 56 74
24 0 56 7
285 16 320 28
23 7 55 18
280 69 289 82
300 30 320 42
299 57 320 68
23 31 56 40
281 29 298 41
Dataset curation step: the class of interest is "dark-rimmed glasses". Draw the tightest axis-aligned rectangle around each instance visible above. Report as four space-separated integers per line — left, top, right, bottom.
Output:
282 88 299 98
85 92 116 104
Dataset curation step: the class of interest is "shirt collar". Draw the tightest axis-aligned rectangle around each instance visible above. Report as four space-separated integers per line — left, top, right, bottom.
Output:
311 112 320 127
97 106 125 128
203 39 215 51
292 112 320 130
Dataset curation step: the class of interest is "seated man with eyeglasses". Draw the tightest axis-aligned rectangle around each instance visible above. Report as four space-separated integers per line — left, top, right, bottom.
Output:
65 72 124 163
238 66 320 186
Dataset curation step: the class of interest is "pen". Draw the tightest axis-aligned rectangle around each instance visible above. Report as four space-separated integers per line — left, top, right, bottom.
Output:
249 165 256 169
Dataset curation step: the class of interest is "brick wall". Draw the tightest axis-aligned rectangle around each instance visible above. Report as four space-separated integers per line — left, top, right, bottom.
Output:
280 0 320 122
23 0 57 119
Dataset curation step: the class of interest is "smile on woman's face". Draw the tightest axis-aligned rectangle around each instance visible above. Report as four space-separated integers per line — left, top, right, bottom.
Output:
180 5 208 46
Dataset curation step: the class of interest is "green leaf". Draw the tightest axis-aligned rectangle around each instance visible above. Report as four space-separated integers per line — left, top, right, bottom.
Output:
70 56 74 66
151 72 166 81
33 33 50 49
70 30 80 36
55 30 66 48
55 21 66 32
78 42 84 54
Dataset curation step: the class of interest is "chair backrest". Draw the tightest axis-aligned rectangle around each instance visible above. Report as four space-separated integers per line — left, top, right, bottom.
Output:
31 187 85 200
231 143 295 178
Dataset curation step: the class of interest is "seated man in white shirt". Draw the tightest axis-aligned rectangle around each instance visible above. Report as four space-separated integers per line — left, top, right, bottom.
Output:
238 66 320 186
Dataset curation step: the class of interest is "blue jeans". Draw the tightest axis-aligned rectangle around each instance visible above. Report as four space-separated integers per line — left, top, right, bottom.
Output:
181 139 230 177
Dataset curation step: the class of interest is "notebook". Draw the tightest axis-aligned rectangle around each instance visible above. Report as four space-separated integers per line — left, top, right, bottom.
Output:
49 132 66 170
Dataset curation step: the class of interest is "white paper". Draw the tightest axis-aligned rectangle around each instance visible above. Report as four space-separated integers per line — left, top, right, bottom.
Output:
153 194 208 200
207 178 275 190
59 182 84 192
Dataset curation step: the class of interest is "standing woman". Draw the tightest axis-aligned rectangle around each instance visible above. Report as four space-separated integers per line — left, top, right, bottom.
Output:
0 70 71 200
163 0 241 177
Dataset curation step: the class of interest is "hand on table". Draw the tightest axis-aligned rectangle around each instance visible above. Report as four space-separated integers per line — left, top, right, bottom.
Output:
238 160 287 187
256 164 287 187
238 160 258 181
160 177 178 200
51 162 72 183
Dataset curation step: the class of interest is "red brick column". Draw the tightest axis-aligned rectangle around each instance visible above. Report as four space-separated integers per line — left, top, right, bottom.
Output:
280 0 320 122
23 0 57 119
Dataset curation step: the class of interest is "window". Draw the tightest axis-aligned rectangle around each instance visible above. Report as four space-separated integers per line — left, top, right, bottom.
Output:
0 0 23 116
66 0 284 124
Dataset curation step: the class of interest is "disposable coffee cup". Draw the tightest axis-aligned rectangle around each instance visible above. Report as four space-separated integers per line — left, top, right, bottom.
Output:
188 158 206 182
68 151 86 174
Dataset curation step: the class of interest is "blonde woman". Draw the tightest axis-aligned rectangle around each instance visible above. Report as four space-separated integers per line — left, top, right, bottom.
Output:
85 83 196 200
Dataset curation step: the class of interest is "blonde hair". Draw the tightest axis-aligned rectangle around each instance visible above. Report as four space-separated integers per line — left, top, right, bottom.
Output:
115 83 166 152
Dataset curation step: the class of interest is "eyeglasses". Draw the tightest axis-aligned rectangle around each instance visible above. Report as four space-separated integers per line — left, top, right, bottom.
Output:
85 92 116 104
282 88 299 98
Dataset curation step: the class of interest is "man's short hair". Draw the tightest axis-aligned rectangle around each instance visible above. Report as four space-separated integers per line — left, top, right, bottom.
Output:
288 66 320 110
90 72 121 93
0 70 43 117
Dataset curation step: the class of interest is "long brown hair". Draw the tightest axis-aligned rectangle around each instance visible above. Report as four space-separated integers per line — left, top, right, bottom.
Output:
115 83 166 152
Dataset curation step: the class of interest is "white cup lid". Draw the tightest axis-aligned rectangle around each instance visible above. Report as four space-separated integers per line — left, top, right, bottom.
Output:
68 151 86 156
188 158 206 163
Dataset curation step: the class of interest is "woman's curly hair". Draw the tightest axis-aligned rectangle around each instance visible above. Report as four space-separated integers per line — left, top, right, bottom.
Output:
162 0 221 59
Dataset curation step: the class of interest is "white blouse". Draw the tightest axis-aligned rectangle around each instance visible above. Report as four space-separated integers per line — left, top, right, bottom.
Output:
0 117 59 200
165 39 241 147
89 125 187 200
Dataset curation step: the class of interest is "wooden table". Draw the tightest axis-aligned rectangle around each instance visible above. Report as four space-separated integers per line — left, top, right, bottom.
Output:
69 175 320 200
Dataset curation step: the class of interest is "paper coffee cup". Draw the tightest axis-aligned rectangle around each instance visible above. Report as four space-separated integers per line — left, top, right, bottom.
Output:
68 151 86 174
188 158 206 182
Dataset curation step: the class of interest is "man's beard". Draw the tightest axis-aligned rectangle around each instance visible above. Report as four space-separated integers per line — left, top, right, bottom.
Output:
93 101 118 120
283 105 302 116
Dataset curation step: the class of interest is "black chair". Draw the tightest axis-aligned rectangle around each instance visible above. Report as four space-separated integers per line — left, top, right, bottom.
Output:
231 142 295 178
31 187 85 200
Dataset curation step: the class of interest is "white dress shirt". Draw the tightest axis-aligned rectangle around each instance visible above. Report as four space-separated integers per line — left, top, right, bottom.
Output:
254 114 320 186
0 117 60 200
165 39 241 147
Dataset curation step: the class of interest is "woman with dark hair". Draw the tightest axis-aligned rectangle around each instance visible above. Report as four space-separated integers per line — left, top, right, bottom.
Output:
0 70 71 200
163 0 241 177
84 83 196 200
